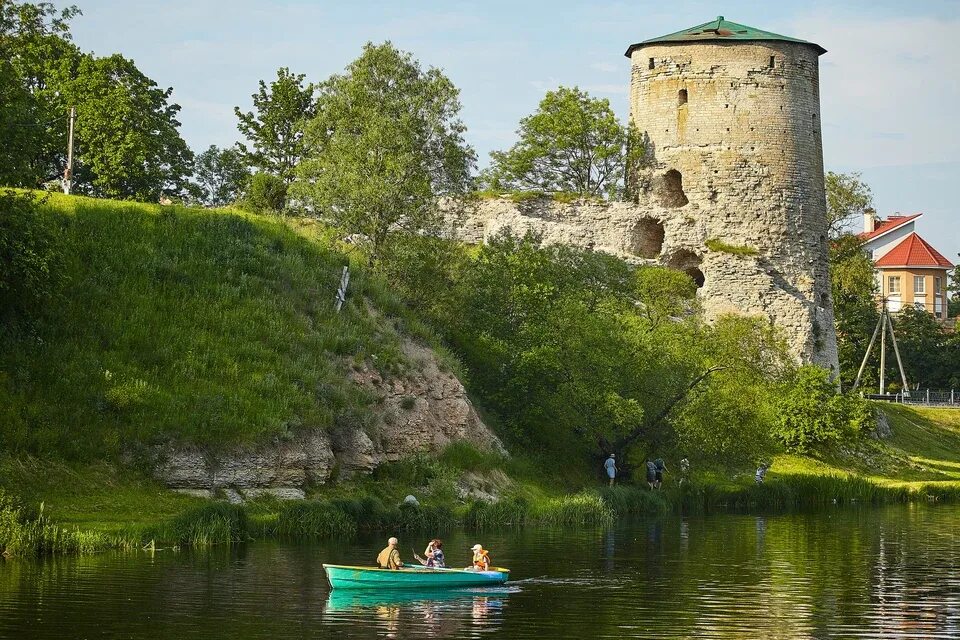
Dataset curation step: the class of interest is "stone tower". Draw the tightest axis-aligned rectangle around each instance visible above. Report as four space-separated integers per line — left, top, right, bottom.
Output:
624 16 839 370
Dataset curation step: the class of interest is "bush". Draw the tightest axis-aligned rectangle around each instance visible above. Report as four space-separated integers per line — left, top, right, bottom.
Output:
0 489 111 556
242 173 287 213
0 190 62 331
773 366 872 453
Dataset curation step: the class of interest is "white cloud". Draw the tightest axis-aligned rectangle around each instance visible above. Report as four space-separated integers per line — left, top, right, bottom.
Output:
590 61 618 73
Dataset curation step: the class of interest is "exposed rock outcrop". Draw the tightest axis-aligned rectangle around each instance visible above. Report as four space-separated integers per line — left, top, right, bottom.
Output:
156 337 503 498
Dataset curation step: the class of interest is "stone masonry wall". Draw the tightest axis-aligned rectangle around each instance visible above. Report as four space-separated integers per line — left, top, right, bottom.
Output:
451 39 839 370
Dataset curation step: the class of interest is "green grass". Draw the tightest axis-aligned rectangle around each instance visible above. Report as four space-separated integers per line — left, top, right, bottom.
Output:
0 192 417 461
705 238 760 256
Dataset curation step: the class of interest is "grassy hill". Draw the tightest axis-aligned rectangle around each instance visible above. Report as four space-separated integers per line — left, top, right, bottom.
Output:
1 192 418 461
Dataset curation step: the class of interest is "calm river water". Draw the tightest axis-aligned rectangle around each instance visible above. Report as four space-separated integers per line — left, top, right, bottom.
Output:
2 504 960 639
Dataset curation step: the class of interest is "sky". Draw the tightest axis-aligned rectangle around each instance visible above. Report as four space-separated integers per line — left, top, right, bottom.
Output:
59 0 959 261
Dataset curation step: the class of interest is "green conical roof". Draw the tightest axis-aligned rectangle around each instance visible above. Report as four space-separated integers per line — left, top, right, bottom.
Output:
624 16 826 57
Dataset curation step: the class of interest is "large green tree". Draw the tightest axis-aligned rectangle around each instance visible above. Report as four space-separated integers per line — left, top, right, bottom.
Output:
294 42 475 266
235 67 314 183
193 145 249 207
485 86 642 198
825 171 873 237
66 53 194 200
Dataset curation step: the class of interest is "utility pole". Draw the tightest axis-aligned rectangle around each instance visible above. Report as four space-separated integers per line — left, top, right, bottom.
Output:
62 105 76 195
879 308 886 395
851 300 911 398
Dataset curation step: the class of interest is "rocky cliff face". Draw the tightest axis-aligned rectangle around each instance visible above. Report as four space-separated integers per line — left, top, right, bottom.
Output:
156 338 503 500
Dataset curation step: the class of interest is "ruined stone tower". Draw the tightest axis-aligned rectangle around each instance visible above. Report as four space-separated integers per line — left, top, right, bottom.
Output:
624 16 838 369
456 17 839 370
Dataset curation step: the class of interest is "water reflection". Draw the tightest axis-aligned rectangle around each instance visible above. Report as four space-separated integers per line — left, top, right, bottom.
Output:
2 505 960 638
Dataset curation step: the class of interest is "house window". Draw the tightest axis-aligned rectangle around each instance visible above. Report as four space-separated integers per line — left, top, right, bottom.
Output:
888 276 901 295
678 89 688 105
914 275 926 294
935 276 943 294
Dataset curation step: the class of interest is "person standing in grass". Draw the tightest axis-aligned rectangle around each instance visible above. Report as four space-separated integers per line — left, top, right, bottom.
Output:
645 459 657 490
755 463 770 485
654 458 667 490
604 454 618 486
377 536 403 569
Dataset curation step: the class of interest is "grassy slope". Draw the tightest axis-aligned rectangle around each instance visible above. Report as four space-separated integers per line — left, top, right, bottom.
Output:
1 192 414 460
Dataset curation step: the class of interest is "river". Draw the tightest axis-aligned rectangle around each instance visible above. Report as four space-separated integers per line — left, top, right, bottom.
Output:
2 504 959 639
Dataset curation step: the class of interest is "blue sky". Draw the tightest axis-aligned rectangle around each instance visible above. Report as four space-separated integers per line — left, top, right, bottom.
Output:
61 0 959 260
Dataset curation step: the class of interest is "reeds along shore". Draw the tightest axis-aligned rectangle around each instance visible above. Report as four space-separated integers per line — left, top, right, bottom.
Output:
4 476 959 558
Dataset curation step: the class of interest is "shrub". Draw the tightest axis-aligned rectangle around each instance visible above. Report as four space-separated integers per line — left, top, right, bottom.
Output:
773 366 872 453
0 489 111 556
0 190 62 331
242 173 287 213
530 493 614 527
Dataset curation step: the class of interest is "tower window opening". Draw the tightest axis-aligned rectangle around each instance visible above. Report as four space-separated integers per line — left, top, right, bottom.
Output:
678 89 688 106
769 55 775 68
657 169 689 208
648 57 655 70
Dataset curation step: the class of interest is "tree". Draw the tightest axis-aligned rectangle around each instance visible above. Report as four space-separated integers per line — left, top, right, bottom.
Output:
485 86 643 198
891 306 951 389
294 42 475 266
193 145 249 207
242 172 287 214
949 257 960 318
825 171 873 237
65 53 194 200
830 234 880 390
235 67 314 183
0 1 81 186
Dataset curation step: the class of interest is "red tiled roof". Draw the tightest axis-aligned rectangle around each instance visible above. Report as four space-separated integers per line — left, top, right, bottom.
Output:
858 213 922 241
874 232 954 268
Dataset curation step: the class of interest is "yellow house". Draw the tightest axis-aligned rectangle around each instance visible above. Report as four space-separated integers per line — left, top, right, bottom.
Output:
872 231 953 320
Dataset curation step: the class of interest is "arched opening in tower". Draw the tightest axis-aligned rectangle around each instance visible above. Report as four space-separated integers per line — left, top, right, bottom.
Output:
658 169 689 208
667 249 704 289
678 89 688 106
629 218 664 258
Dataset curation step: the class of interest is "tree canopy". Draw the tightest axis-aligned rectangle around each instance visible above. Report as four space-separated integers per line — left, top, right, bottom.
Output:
485 86 642 198
825 171 873 237
235 67 314 183
193 145 250 207
293 42 475 265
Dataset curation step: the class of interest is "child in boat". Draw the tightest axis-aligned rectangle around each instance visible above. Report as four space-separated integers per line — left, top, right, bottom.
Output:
423 539 445 568
469 544 490 571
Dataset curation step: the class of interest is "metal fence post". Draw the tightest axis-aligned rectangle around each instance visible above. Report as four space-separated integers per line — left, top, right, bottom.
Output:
926 388 930 404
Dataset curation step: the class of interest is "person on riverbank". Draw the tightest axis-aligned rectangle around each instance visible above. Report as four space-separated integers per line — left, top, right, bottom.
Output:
469 544 490 571
377 537 403 569
654 458 667 490
604 454 618 486
645 459 657 490
423 539 445 568
755 463 770 485
679 458 690 486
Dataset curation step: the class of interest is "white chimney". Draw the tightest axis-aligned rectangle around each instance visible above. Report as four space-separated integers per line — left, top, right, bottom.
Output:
863 207 876 233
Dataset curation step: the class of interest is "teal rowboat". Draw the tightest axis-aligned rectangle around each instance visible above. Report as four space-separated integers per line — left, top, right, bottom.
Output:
323 564 510 590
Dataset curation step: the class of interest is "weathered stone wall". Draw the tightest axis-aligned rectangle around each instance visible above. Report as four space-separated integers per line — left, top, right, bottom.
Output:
156 337 504 500
454 38 839 370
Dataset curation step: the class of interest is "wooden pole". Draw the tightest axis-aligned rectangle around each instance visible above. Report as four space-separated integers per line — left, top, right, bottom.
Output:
886 310 910 398
63 106 76 195
879 309 886 395
851 308 884 392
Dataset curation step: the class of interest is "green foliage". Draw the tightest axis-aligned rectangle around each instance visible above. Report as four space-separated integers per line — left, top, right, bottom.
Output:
235 67 315 183
242 172 287 213
164 502 247 546
485 86 644 198
271 500 356 538
0 489 111 556
0 189 61 332
891 306 959 389
66 53 195 200
193 145 250 207
705 238 759 256
294 42 475 265
530 493 614 527
0 3 192 199
774 366 872 453
830 234 880 390
825 171 873 237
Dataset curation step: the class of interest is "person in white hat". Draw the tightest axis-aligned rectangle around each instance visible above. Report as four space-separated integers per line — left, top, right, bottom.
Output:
604 454 618 486
469 543 490 571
